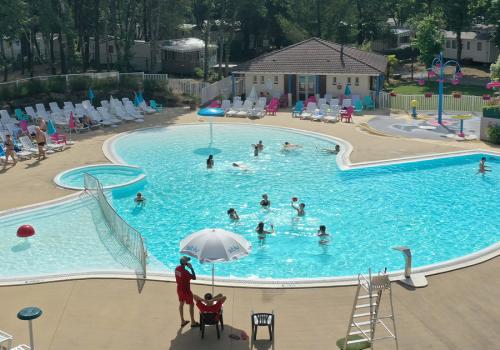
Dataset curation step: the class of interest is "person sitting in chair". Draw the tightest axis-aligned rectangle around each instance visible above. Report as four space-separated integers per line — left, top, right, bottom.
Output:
194 293 226 321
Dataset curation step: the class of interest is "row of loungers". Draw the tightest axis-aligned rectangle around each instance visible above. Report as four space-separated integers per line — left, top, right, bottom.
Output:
0 97 163 162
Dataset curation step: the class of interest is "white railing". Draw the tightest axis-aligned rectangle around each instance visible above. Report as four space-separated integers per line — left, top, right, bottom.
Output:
167 78 209 97
83 174 147 280
0 72 206 99
201 76 233 103
144 73 168 81
378 91 489 112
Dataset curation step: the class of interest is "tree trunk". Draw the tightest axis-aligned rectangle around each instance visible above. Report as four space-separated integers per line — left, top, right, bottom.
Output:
224 33 233 77
218 29 223 80
20 35 25 74
456 31 462 63
316 0 321 37
355 0 363 45
33 34 43 63
58 32 67 74
49 33 56 74
94 0 101 71
83 35 90 71
0 40 8 82
28 30 34 77
203 22 209 82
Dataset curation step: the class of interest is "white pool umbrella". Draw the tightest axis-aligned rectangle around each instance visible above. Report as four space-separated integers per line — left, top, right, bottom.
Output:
180 228 252 293
248 85 257 102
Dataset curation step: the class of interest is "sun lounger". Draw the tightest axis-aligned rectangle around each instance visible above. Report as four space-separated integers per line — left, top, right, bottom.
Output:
342 98 352 108
49 102 64 118
354 100 363 115
44 132 64 152
15 109 30 121
124 102 144 122
139 101 155 114
330 98 339 108
235 100 253 118
300 102 317 119
324 94 332 105
25 106 37 121
19 136 39 154
64 101 76 112
149 100 163 112
35 104 50 119
253 99 266 118
323 105 340 123
363 95 375 109
226 100 243 117
97 107 120 125
1 110 19 125
292 101 304 117
221 100 231 112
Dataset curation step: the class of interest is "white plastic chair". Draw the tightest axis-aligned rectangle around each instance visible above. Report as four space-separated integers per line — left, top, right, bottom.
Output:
342 98 352 108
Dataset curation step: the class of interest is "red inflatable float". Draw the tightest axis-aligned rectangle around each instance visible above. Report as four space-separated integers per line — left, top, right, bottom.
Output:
17 225 35 238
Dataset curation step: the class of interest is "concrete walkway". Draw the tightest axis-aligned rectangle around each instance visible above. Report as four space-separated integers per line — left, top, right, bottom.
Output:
1 108 500 349
1 256 500 350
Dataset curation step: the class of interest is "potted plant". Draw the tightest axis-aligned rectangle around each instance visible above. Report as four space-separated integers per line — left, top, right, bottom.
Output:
424 92 432 98
452 91 462 98
189 96 201 110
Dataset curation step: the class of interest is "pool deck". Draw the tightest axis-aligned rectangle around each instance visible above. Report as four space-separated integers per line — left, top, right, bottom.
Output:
1 108 500 349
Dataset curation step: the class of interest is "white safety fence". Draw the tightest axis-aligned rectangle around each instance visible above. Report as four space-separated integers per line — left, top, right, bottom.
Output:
378 91 489 112
84 174 147 281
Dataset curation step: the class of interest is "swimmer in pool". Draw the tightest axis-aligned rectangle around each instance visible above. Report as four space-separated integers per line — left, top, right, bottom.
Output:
317 225 330 244
260 194 271 208
476 157 491 175
320 145 340 154
232 162 249 171
291 201 305 216
206 155 214 169
256 221 274 240
134 192 146 206
282 142 302 151
227 208 240 221
252 140 264 151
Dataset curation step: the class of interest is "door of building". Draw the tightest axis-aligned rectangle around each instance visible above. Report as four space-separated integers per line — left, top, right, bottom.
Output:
297 75 315 101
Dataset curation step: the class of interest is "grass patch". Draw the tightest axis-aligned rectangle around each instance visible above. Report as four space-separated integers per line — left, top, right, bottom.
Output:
388 81 491 96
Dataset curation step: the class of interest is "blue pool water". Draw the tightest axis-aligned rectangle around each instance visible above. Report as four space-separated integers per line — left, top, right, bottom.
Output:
107 124 500 279
55 165 144 190
0 124 498 281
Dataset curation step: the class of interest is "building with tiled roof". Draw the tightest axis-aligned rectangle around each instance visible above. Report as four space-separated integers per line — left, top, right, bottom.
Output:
233 37 387 103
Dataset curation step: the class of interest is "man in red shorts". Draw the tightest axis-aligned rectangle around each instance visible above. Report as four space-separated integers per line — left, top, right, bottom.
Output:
175 256 199 327
194 293 226 321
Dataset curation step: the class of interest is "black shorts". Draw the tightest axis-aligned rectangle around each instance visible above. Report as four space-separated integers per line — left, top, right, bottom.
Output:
37 142 46 147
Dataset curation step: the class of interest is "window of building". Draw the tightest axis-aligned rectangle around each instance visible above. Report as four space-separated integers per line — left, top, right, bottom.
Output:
253 75 257 84
274 76 278 84
451 40 456 49
355 77 359 86
260 76 265 84
446 40 451 48
108 45 114 53
477 42 482 51
347 77 352 85
466 41 470 50
332 77 337 85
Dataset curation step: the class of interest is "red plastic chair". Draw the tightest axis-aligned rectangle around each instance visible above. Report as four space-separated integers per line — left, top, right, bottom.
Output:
340 106 354 123
265 98 279 115
208 100 221 108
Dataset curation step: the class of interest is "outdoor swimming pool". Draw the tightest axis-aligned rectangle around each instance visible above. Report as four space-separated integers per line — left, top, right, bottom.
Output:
108 124 500 279
0 124 499 283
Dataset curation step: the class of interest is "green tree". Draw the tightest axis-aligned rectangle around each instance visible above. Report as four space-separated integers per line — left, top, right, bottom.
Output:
440 0 473 62
386 54 398 79
0 0 27 81
491 55 500 80
412 15 443 66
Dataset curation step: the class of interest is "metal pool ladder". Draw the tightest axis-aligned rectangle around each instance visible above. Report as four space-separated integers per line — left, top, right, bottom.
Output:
343 269 399 350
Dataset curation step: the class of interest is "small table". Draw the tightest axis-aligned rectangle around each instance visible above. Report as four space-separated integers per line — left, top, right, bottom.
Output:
17 307 42 350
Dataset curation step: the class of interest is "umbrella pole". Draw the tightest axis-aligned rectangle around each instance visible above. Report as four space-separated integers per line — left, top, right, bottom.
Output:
210 122 213 145
212 263 215 295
